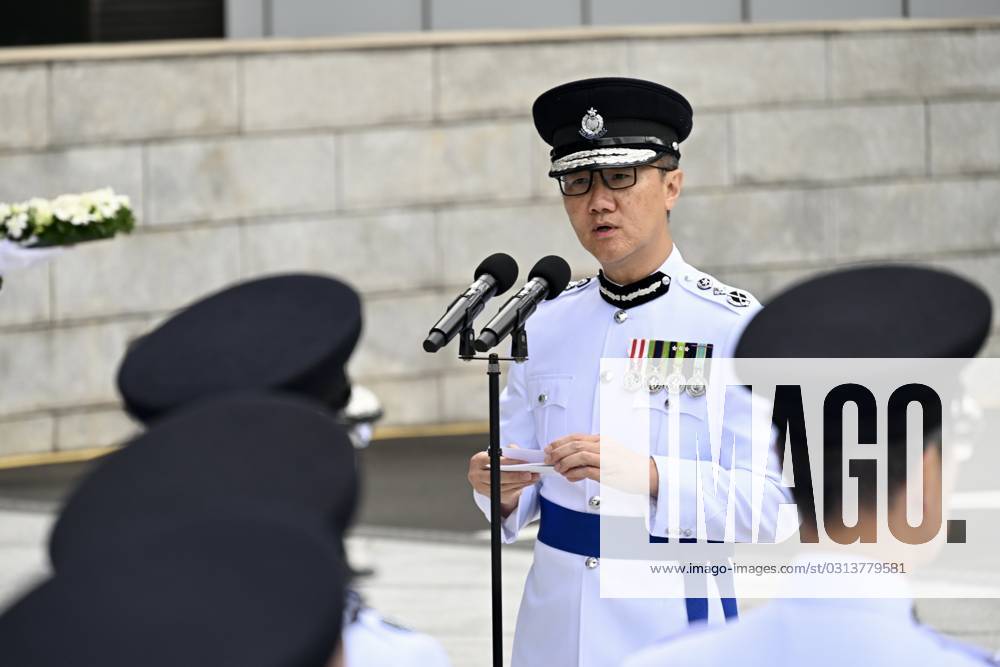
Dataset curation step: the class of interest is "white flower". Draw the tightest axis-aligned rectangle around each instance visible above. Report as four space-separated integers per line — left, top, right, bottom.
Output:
0 203 10 220
28 198 54 228
6 212 29 239
52 194 91 225
69 207 96 226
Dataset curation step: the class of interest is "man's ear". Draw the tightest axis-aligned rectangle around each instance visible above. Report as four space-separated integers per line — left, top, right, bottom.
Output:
921 444 943 520
664 168 684 213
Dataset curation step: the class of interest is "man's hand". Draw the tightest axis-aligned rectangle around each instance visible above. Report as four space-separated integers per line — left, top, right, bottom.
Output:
545 433 659 495
467 446 540 518
544 433 601 482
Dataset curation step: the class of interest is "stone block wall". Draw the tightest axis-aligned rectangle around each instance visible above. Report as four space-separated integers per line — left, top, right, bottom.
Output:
0 19 998 457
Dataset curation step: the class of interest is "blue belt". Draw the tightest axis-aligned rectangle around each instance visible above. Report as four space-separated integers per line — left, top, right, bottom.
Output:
537 496 739 624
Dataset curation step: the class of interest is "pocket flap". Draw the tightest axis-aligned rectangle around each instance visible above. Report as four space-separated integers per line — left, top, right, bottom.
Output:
527 374 573 410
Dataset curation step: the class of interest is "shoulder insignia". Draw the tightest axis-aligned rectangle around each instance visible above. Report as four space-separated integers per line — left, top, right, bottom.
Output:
562 276 594 294
678 271 758 314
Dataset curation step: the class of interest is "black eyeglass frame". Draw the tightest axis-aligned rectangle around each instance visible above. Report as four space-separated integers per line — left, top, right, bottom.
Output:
555 165 677 196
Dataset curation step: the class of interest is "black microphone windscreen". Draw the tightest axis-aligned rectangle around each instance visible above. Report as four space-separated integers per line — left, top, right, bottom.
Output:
528 255 572 299
474 253 519 295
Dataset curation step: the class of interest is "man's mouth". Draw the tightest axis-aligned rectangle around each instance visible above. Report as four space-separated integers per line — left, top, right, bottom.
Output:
592 223 617 236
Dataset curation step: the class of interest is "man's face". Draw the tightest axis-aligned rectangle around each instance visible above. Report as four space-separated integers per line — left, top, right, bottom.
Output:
560 165 683 276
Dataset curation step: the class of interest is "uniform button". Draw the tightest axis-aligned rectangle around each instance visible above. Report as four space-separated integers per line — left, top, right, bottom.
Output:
682 528 693 538
613 309 628 323
600 370 613 383
663 397 670 409
537 393 548 404
585 556 599 569
588 495 601 509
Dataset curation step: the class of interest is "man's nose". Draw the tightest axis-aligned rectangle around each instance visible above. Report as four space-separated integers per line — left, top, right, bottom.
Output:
587 176 616 213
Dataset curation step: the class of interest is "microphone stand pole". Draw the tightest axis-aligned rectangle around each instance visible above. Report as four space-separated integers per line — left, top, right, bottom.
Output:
459 323 527 667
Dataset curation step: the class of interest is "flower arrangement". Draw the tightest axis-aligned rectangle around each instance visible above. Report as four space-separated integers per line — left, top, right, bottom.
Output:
0 188 135 248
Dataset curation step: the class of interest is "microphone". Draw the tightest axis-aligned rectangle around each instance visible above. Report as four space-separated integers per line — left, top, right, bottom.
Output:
474 255 571 353
423 253 519 353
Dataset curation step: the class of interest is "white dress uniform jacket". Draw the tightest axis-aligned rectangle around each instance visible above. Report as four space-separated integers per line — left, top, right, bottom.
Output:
623 576 997 667
474 246 790 667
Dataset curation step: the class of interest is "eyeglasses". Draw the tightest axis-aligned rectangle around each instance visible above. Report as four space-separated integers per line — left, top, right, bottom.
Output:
556 165 674 196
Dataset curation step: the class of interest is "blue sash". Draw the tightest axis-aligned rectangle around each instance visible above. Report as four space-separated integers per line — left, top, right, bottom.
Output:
537 495 739 624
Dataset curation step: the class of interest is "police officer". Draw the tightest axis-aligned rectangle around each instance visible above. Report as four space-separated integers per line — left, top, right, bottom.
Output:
0 513 348 667
623 264 996 667
110 273 451 667
465 77 791 666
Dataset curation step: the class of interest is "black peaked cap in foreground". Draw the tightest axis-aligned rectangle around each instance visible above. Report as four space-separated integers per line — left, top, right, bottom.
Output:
118 274 362 422
49 393 358 572
1 517 345 667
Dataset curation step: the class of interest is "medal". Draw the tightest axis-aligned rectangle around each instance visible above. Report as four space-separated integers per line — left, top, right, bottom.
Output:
624 371 644 392
664 342 687 394
685 343 709 398
645 340 666 394
624 339 646 392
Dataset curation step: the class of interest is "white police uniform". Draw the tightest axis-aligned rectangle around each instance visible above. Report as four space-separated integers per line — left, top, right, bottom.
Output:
623 559 998 667
473 246 791 667
343 591 452 667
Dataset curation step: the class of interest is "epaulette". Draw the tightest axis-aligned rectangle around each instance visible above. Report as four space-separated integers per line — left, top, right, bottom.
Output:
561 276 595 295
677 270 758 314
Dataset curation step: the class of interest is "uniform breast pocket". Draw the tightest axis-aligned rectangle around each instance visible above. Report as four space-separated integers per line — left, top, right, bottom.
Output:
646 391 710 460
527 374 573 448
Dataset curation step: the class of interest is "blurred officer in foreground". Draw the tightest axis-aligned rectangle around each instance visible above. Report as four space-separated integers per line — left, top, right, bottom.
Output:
466 77 790 666
0 515 347 666
62 273 449 666
624 265 996 667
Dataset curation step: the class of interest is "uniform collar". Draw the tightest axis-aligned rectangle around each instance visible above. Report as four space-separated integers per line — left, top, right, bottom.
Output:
596 245 683 310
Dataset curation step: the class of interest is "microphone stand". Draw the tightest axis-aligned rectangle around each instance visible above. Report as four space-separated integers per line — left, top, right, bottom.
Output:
459 323 527 667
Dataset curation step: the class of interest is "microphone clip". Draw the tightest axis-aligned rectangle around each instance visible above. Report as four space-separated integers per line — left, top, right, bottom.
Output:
458 325 477 360
458 325 528 362
510 324 528 361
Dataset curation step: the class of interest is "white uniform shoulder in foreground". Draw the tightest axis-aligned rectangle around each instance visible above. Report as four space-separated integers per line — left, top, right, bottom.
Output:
622 597 997 667
344 604 452 667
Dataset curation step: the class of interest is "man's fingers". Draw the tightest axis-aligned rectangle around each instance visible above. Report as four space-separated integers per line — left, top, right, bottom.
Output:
473 470 537 484
553 451 599 473
545 433 596 451
562 466 600 483
474 476 539 495
546 441 599 464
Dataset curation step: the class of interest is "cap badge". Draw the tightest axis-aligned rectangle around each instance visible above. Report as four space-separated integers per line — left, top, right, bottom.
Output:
579 107 607 140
